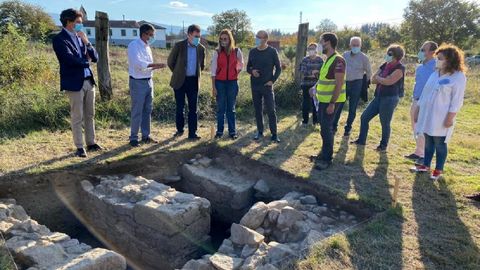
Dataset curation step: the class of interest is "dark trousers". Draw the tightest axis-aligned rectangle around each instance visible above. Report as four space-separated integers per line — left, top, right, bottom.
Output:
252 84 277 135
215 80 238 136
333 79 363 133
423 134 448 171
317 102 341 162
357 95 399 147
174 76 199 136
301 85 318 124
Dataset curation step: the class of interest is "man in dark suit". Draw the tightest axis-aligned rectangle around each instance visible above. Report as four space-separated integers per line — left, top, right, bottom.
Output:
167 24 205 140
52 8 101 157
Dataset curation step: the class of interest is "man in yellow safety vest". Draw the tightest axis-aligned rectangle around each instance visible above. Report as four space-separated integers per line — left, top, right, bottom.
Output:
310 32 346 170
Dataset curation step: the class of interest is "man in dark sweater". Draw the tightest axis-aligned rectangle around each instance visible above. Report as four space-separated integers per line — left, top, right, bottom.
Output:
247 30 282 142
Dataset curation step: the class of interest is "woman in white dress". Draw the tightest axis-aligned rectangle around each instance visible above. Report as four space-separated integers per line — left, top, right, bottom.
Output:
412 44 467 180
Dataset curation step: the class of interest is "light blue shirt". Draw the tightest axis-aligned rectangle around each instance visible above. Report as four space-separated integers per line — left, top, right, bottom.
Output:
186 42 197 76
65 28 92 78
413 58 436 99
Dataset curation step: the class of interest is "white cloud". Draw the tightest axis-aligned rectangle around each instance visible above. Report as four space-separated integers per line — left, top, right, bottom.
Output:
174 10 213 17
170 1 188 9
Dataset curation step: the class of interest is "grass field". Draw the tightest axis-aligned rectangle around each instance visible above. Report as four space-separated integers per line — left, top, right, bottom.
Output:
0 44 479 269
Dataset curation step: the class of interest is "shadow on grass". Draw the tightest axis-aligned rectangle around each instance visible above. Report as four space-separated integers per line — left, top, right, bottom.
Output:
305 141 404 269
412 174 480 269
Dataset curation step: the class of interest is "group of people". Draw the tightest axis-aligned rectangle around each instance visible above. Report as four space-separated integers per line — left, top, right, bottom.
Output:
53 8 468 184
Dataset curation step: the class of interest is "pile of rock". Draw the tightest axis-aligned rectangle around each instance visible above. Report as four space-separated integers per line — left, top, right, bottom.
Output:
0 199 126 270
180 155 257 223
182 192 358 270
79 175 211 270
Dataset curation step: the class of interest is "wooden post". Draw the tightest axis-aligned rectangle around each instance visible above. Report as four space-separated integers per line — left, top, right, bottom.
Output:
392 177 401 207
294 23 309 86
95 11 113 101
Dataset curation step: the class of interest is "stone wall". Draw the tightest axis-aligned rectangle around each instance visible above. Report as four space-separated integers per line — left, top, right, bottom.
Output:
180 155 257 223
0 199 126 270
181 192 359 270
78 175 211 270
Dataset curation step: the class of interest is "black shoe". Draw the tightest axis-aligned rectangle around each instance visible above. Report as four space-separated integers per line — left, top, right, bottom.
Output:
350 139 365 145
74 148 87 158
229 134 238 140
376 145 387 152
465 193 480 202
141 137 158 144
415 157 425 166
129 140 139 147
214 133 223 139
86 144 102 151
188 134 201 140
314 160 332 170
271 134 280 143
253 132 263 141
405 153 421 160
173 131 184 137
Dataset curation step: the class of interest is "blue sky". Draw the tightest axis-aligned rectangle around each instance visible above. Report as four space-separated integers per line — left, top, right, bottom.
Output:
12 0 410 33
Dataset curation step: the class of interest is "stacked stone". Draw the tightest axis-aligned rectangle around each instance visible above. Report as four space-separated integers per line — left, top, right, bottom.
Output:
180 155 257 223
181 192 358 270
79 175 211 270
0 199 126 270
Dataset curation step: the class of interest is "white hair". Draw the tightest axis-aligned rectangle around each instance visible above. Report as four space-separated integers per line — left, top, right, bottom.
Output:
350 36 362 45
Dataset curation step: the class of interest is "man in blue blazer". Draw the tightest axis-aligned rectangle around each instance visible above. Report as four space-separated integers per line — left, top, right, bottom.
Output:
53 8 102 158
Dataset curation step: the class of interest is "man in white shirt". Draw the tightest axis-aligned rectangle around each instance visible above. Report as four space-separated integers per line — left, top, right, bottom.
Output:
127 23 165 147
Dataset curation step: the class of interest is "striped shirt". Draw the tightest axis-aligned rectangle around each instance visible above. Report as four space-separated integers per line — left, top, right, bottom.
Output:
299 56 323 86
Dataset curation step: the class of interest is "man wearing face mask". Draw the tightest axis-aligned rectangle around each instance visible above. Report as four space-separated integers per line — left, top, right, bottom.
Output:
53 8 101 158
247 30 282 143
333 36 372 137
299 43 323 126
168 24 205 140
311 32 346 170
405 41 438 164
127 23 166 147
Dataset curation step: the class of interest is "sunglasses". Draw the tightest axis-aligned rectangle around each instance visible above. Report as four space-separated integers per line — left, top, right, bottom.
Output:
387 52 393 56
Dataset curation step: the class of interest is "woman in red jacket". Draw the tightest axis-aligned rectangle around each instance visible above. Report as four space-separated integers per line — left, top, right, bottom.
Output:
211 29 244 139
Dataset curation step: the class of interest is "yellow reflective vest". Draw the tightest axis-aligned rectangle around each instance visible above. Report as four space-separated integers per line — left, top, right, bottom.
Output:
316 53 346 103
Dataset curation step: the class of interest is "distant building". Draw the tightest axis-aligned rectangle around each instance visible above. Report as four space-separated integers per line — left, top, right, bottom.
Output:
78 7 167 48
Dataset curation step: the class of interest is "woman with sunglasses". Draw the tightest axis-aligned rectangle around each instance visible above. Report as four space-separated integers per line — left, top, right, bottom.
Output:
352 44 405 151
211 29 244 139
412 44 467 180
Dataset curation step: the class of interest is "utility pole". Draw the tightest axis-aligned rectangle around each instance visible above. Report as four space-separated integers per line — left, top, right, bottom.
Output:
300 11 302 24
182 21 185 38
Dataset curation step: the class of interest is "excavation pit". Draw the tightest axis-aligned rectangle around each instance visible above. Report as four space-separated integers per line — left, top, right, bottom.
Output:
0 145 375 270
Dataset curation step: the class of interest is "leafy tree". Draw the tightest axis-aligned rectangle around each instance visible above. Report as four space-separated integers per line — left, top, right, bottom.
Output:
335 27 373 53
0 0 56 41
284 46 296 63
316 18 337 33
401 0 480 50
208 9 252 44
376 25 402 48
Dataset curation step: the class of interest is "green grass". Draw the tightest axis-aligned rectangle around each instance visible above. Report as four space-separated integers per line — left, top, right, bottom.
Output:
0 237 15 270
0 40 479 269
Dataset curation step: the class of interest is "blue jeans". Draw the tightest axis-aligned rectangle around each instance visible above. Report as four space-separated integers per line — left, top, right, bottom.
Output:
215 80 239 135
357 95 399 147
129 78 153 141
423 134 448 171
333 79 363 133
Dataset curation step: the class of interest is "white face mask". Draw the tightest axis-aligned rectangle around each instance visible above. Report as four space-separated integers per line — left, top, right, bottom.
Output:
316 44 323 54
308 50 316 57
436 60 445 69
